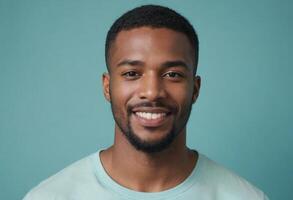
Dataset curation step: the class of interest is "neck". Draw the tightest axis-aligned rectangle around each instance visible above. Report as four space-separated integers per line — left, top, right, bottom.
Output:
99 126 198 192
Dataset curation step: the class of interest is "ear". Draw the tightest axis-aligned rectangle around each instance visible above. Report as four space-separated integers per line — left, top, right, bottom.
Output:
192 75 201 104
102 73 111 102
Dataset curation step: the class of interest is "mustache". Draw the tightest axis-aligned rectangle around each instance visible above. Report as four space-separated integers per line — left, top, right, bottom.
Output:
127 101 176 113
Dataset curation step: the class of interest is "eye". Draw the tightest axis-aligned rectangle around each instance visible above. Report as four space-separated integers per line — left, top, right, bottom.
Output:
122 71 140 79
163 71 183 79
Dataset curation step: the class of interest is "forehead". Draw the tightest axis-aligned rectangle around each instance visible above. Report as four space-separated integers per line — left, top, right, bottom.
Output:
108 27 194 69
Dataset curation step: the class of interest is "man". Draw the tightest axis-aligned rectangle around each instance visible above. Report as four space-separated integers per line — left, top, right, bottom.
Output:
24 5 269 200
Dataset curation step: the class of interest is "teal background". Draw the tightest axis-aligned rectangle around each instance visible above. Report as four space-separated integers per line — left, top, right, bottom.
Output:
0 0 292 199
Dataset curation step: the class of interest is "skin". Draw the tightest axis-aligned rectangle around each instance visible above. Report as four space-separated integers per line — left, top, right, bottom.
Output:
101 27 201 192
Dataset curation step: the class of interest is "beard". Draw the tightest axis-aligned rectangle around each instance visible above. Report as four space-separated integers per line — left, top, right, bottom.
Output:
110 100 193 154
123 113 177 153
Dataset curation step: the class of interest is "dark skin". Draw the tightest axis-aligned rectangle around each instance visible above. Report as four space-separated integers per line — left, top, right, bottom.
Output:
101 27 201 192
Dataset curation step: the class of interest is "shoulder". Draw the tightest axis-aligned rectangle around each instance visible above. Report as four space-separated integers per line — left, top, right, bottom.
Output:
197 154 269 200
23 153 97 200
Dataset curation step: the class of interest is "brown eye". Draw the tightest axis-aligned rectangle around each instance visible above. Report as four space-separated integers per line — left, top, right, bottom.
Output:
164 72 183 78
122 71 140 79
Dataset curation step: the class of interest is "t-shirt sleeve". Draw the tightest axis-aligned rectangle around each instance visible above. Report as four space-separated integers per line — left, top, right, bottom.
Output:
23 193 33 200
22 190 53 200
263 193 270 200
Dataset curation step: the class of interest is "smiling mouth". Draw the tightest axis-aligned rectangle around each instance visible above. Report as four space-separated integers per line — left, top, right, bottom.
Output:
135 112 167 120
132 111 171 127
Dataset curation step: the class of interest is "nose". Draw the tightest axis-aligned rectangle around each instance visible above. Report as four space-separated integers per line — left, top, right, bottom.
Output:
138 73 167 101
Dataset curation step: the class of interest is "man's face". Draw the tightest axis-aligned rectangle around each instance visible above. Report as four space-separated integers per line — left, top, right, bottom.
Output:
103 27 200 153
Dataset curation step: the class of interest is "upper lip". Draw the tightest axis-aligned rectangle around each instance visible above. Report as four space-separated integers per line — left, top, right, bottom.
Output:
132 107 171 114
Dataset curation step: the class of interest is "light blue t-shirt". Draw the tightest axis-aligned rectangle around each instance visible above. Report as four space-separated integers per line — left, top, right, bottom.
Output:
23 150 269 200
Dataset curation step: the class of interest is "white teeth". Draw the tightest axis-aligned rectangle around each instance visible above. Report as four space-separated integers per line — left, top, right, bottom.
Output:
151 114 158 119
135 112 166 120
146 113 151 119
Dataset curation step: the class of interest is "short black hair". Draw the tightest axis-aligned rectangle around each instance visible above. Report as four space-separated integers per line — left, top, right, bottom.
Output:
105 5 199 75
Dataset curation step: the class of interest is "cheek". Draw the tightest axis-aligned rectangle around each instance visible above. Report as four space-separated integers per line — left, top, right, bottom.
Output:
110 79 136 107
166 83 194 106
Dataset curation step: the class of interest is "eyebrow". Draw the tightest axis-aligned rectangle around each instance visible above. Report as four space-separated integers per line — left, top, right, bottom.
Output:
161 60 189 70
116 59 190 70
117 59 144 67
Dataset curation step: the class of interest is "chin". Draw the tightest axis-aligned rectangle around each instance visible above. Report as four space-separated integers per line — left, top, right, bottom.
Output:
125 127 177 153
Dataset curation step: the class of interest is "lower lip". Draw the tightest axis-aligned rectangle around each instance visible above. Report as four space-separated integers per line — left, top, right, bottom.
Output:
132 113 170 128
